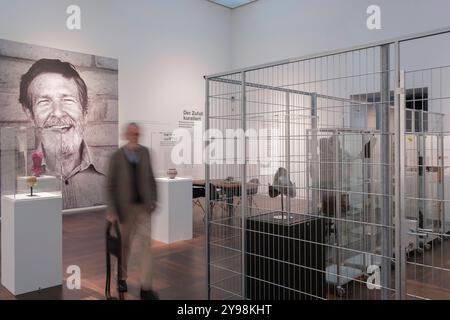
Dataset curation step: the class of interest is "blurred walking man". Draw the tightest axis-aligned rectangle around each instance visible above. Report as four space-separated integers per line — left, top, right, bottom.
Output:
106 122 158 300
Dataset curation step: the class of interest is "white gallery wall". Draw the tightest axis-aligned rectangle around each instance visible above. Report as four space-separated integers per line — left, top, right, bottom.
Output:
230 0 450 69
0 0 231 178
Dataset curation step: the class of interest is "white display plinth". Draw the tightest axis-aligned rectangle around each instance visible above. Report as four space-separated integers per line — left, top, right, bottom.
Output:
17 175 59 193
152 177 193 244
1 192 62 295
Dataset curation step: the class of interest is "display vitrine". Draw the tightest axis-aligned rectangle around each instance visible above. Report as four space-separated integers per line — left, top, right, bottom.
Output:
1 126 63 295
1 126 62 199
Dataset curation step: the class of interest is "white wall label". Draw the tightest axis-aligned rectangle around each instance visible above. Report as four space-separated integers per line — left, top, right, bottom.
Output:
179 109 204 129
66 265 81 290
66 5 81 30
366 5 381 30
183 110 204 121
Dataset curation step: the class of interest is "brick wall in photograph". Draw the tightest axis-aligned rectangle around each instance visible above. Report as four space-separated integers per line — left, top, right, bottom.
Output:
0 39 118 210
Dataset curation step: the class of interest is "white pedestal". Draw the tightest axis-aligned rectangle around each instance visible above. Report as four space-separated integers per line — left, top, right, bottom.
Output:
17 175 59 193
1 192 62 295
152 178 193 244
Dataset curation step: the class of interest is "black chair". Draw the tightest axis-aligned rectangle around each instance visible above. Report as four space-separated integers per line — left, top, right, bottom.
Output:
192 183 225 220
209 183 226 214
236 178 260 214
105 221 124 300
247 178 259 212
193 186 206 213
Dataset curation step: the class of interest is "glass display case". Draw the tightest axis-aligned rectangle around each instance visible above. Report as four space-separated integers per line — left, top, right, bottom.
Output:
1 126 62 199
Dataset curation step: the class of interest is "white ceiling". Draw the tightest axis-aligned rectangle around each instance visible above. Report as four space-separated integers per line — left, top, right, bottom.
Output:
208 0 257 9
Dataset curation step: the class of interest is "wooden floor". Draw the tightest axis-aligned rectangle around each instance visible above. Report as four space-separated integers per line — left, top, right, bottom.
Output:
0 207 207 300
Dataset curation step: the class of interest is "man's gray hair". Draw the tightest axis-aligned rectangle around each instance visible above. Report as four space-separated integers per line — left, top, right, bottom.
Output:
127 122 139 128
123 122 140 133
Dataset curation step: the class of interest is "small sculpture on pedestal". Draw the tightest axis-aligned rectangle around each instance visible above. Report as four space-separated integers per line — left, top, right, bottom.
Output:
167 168 178 179
26 176 37 197
26 151 43 196
268 167 296 221
31 150 44 177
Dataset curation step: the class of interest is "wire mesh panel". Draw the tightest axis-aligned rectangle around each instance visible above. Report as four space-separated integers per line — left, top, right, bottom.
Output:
400 32 450 300
206 28 450 300
207 72 245 300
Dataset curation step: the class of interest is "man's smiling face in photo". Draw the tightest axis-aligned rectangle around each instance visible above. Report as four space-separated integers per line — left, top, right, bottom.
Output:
27 72 85 158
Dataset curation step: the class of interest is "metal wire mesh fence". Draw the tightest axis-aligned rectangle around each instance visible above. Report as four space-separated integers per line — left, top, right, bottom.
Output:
205 28 450 300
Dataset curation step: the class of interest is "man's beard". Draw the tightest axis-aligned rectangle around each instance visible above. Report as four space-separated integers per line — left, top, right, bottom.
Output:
39 116 84 159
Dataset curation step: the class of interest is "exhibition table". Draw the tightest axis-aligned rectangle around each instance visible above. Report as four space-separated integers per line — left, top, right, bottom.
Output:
193 179 244 217
1 192 62 295
152 177 193 244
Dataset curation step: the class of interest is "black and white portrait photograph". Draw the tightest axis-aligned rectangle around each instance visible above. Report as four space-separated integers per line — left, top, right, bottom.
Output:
0 39 118 210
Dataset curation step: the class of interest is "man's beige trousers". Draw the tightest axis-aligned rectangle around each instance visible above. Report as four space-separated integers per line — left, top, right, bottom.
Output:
119 205 153 290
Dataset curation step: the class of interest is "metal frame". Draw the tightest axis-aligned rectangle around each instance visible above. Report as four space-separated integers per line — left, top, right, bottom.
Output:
205 26 450 80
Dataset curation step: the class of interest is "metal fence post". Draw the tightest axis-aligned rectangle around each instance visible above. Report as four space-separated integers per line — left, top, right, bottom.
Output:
241 71 247 299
